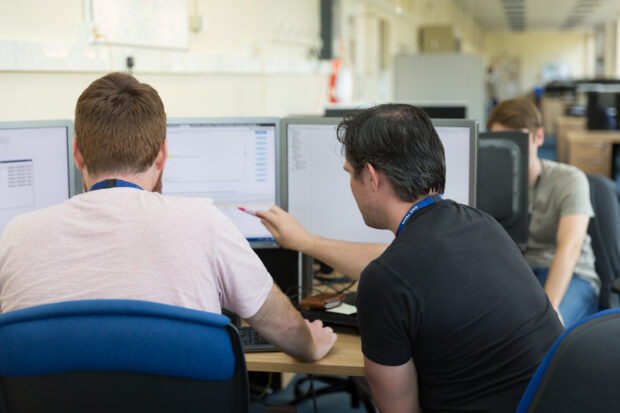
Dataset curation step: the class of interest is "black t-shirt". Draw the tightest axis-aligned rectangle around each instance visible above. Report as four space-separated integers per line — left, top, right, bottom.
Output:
356 200 563 413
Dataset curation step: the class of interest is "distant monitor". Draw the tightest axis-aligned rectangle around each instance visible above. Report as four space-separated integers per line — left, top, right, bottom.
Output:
282 118 477 244
477 131 529 251
419 105 467 119
0 120 76 234
324 103 467 119
164 118 280 248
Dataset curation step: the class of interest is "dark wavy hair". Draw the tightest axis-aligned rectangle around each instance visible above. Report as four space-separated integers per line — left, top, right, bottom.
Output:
337 104 445 202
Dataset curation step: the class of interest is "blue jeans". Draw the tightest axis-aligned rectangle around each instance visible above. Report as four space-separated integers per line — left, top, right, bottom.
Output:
531 266 599 327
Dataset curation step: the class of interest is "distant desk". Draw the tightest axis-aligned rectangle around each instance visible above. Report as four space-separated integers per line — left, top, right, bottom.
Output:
555 116 585 163
245 327 364 376
566 130 620 178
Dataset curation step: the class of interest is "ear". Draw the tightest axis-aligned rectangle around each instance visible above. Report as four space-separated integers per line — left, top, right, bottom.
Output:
534 127 545 148
155 139 168 171
72 138 85 170
365 163 381 192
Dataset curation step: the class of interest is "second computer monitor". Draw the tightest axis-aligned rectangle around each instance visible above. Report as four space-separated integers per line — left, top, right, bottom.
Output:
0 120 76 234
163 118 280 248
282 117 477 244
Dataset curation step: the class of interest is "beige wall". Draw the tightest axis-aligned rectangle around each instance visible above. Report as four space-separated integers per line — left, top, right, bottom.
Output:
333 0 485 103
411 0 485 55
603 19 619 77
0 0 328 122
485 31 593 98
2 0 613 119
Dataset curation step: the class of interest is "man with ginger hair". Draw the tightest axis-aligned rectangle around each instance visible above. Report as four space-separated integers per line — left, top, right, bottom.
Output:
0 72 336 362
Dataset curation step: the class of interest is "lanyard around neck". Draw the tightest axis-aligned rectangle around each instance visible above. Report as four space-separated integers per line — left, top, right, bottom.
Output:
396 194 442 235
89 179 143 192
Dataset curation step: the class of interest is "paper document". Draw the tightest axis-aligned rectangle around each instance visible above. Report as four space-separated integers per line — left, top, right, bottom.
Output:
326 303 357 316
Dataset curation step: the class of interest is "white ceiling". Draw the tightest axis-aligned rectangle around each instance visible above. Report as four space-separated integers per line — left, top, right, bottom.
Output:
454 0 620 32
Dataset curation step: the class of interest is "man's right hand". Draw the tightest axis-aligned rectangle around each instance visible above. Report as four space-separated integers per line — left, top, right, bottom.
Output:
255 205 315 253
306 319 338 360
247 285 337 362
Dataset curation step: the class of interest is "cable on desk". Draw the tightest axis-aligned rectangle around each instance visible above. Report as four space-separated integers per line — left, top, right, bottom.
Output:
334 279 357 294
284 285 326 302
314 272 352 284
258 372 273 399
314 275 357 295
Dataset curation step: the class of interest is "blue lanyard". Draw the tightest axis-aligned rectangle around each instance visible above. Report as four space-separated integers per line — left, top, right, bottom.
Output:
396 194 442 235
89 179 143 191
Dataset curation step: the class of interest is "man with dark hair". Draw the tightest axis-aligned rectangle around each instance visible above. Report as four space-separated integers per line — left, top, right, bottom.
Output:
487 98 599 326
0 72 336 362
258 104 563 412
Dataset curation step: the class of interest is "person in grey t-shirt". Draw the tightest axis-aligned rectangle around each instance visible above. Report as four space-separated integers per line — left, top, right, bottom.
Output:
487 98 599 326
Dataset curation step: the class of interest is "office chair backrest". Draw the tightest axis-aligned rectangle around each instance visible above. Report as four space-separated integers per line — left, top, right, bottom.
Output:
477 131 529 251
0 299 249 413
586 173 620 308
515 308 620 413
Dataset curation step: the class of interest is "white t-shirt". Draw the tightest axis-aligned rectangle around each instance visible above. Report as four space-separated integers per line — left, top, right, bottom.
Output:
0 188 273 317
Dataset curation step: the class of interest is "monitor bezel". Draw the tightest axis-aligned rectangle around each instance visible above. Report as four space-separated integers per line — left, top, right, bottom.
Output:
280 117 343 213
324 101 470 119
0 119 77 199
432 119 478 207
165 117 281 249
282 117 478 209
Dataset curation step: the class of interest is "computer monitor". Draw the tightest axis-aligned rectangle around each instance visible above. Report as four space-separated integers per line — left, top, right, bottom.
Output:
418 105 467 119
164 118 280 248
282 118 477 244
477 131 529 251
324 103 468 119
0 120 76 234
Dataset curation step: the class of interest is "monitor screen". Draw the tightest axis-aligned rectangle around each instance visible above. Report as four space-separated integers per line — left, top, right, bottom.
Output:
0 121 75 234
282 118 477 244
164 119 279 247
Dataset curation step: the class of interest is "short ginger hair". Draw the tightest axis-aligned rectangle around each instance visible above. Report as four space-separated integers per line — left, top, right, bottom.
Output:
75 72 166 176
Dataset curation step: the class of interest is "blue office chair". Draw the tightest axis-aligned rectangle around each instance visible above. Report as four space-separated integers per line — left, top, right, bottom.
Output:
0 299 251 413
515 308 620 413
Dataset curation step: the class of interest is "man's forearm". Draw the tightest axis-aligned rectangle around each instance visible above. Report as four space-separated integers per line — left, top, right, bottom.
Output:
545 245 582 308
303 235 387 280
245 285 335 362
546 214 590 310
268 317 317 362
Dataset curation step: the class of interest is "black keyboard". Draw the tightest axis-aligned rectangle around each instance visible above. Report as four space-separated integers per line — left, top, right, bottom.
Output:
238 326 279 353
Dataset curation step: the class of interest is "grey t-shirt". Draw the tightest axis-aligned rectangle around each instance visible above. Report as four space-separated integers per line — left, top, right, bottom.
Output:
525 159 599 292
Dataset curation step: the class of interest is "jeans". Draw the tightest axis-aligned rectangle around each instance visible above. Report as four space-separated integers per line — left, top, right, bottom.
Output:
531 266 599 327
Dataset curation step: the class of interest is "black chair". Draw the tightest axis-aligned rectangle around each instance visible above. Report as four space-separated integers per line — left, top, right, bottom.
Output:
0 299 290 413
586 173 620 308
477 131 529 252
515 308 620 412
291 374 375 412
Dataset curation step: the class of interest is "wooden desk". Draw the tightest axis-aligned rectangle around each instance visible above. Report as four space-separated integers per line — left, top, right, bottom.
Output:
566 130 620 178
245 328 364 377
555 116 585 163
